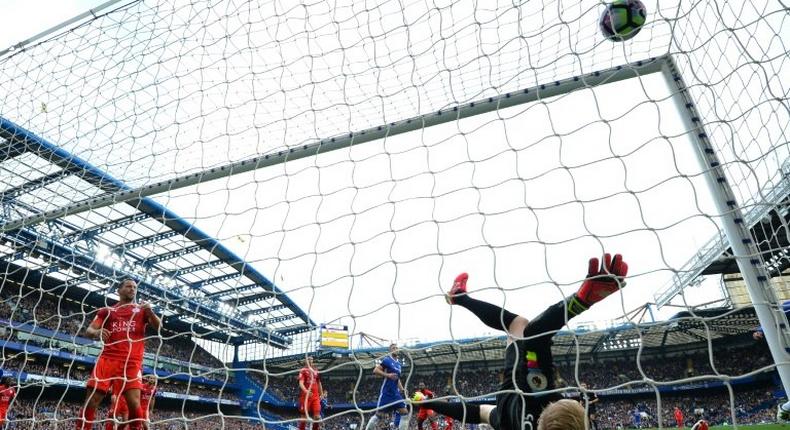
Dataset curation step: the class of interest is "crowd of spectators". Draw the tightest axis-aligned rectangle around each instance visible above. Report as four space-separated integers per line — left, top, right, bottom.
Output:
250 343 773 408
556 345 774 389
595 387 777 428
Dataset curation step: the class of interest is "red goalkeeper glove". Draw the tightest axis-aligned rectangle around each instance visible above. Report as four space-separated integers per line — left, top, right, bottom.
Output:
575 253 628 306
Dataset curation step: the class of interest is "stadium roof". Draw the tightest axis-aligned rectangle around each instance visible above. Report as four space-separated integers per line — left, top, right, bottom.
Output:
0 117 315 347
257 305 760 372
654 163 790 306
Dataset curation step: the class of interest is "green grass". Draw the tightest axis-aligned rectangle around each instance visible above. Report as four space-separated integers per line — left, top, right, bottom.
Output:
642 425 787 430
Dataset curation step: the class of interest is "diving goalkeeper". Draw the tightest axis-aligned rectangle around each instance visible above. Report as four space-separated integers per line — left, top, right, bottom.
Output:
422 253 629 430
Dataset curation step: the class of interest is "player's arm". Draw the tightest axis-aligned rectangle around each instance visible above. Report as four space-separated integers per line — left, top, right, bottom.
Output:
372 364 391 379
141 302 161 330
298 370 308 393
589 395 599 405
397 379 405 393
85 308 110 342
148 394 156 413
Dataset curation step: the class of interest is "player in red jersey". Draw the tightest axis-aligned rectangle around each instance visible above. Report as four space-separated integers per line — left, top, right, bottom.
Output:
415 382 438 430
77 278 161 430
298 356 323 430
674 407 684 429
0 377 16 427
105 389 129 430
140 375 157 429
443 416 453 430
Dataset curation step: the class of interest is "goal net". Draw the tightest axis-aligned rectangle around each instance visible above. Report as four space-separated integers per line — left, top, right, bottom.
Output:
0 0 787 429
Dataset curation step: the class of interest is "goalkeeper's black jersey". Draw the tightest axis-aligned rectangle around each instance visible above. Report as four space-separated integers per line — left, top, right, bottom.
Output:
499 331 557 394
492 299 569 430
492 336 562 430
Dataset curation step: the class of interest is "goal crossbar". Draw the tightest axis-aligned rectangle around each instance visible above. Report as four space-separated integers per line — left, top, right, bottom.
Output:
0 55 666 235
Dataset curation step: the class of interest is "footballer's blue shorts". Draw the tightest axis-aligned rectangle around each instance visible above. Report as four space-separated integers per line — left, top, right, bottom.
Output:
377 392 406 412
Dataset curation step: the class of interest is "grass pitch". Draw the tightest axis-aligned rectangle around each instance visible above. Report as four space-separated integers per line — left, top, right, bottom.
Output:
643 425 786 430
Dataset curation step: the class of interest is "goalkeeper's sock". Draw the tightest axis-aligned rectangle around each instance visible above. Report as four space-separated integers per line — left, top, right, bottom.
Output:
453 295 518 332
422 401 481 424
77 407 96 430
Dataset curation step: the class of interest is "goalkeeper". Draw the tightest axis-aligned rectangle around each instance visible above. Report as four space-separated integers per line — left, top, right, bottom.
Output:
422 253 629 430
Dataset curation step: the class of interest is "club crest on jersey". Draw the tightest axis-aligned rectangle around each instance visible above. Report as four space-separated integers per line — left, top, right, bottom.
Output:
132 306 141 313
524 351 548 391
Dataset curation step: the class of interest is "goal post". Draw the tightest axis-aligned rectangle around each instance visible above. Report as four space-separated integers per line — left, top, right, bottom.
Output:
659 54 790 404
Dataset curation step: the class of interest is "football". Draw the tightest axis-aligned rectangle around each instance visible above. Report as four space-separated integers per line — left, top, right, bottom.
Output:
600 0 647 42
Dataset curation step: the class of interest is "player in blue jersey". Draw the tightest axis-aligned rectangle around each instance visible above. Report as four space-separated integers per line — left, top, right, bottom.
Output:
421 253 629 430
365 343 410 430
631 408 642 428
320 389 329 418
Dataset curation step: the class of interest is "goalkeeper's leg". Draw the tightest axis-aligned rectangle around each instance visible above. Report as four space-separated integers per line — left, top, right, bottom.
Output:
446 253 628 341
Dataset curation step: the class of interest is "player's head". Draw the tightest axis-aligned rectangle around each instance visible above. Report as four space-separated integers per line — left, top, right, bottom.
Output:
305 356 314 367
143 374 156 386
418 382 425 390
580 382 588 389
537 399 586 430
389 343 398 356
0 377 11 387
116 277 138 301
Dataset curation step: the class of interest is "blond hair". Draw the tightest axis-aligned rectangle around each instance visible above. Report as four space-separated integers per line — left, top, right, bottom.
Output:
537 399 587 430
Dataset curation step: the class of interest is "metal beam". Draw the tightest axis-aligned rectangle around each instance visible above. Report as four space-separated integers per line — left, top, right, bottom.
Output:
161 259 225 278
141 244 203 267
0 167 77 203
189 272 243 290
240 303 288 317
0 141 28 162
4 227 289 346
228 292 275 307
276 324 313 336
113 230 179 252
61 213 150 244
260 314 298 326
206 283 263 299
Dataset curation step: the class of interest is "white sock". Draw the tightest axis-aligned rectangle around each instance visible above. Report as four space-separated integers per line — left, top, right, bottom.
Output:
782 401 790 412
398 414 410 430
366 415 380 430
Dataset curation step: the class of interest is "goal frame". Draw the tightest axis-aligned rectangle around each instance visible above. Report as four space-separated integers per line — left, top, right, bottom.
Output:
2 52 788 402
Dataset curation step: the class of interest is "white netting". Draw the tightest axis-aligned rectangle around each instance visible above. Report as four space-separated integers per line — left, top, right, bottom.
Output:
0 0 788 429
